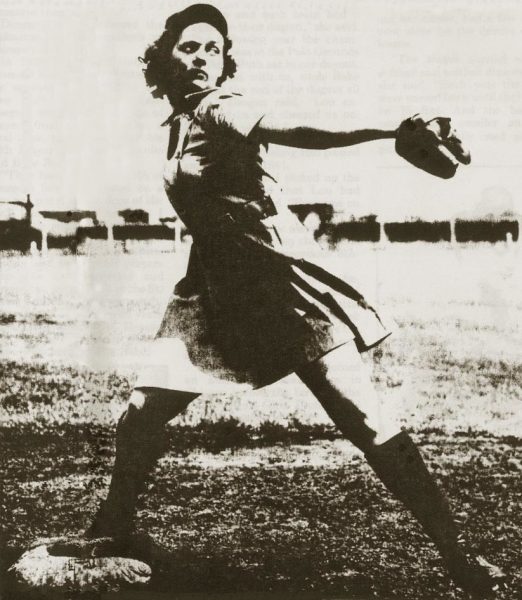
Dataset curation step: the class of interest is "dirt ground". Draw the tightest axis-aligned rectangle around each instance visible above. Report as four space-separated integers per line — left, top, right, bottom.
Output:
1 409 521 599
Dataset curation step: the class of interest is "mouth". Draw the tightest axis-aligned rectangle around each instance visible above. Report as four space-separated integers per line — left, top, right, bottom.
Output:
190 69 208 81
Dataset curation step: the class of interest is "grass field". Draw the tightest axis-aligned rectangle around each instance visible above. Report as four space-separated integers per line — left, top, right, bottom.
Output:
0 243 521 598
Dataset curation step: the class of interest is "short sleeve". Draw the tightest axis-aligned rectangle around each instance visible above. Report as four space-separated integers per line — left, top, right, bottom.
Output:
202 92 266 139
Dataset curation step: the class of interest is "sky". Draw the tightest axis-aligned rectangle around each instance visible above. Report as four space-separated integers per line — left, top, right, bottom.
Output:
1 0 521 221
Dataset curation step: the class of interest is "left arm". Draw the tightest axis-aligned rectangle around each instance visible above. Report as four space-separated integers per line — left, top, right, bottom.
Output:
255 112 397 149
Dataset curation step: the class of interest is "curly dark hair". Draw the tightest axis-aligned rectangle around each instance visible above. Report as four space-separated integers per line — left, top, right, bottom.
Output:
140 26 237 100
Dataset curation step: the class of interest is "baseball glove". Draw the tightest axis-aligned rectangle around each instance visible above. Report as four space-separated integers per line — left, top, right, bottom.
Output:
395 114 471 179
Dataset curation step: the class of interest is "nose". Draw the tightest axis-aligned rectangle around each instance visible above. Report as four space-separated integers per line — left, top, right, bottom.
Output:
193 50 206 67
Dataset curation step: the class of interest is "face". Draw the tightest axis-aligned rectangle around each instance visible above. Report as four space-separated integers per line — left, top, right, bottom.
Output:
171 23 225 93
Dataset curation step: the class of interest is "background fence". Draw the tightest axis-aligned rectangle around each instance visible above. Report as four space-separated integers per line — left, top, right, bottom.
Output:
0 200 519 254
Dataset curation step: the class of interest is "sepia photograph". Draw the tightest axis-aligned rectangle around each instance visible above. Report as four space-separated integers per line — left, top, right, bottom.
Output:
0 1 520 598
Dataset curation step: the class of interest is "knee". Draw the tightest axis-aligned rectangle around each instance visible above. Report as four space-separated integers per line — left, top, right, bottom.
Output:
118 388 194 432
348 409 402 453
128 389 147 413
322 392 401 453
118 390 153 431
338 417 379 454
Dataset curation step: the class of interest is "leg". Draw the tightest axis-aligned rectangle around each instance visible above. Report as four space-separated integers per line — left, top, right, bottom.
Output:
296 342 400 453
86 387 198 538
296 343 504 596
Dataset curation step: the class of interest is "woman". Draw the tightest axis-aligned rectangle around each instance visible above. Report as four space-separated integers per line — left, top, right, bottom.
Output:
86 4 504 596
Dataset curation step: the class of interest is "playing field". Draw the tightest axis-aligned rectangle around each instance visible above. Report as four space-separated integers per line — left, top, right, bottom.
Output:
1 243 521 598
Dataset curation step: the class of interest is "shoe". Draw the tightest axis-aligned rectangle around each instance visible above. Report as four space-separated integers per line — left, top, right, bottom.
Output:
84 500 135 540
48 532 174 572
46 535 133 559
122 532 175 571
364 432 506 598
447 554 507 598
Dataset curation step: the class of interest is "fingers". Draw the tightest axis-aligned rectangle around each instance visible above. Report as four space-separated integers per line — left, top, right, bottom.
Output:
441 130 471 165
427 118 471 165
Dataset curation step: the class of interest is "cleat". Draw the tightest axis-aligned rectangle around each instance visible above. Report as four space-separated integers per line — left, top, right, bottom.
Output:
447 555 507 598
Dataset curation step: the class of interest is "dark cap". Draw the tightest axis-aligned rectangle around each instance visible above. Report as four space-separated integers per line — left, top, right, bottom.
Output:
165 4 228 39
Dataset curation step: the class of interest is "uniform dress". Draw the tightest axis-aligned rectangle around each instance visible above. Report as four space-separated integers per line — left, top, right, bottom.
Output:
135 86 394 394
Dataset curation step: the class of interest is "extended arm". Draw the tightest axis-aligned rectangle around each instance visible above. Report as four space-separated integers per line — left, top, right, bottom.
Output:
255 113 397 149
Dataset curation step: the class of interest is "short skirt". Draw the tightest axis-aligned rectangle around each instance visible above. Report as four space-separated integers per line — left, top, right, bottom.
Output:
135 204 395 394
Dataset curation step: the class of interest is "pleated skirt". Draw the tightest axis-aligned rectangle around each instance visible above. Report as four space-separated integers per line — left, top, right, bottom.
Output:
135 206 394 394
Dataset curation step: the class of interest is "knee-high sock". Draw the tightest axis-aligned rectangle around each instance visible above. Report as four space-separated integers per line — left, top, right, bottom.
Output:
86 406 167 538
364 430 464 563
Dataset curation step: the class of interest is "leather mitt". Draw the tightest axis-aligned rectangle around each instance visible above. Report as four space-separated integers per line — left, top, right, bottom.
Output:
395 114 471 179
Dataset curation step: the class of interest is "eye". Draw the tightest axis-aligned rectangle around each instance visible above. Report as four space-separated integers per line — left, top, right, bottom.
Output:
178 42 197 54
207 45 221 55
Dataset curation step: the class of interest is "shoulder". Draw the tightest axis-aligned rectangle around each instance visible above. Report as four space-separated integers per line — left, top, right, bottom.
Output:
196 88 266 139
197 88 251 114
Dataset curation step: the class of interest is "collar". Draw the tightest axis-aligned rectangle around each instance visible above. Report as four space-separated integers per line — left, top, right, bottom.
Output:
161 87 220 127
